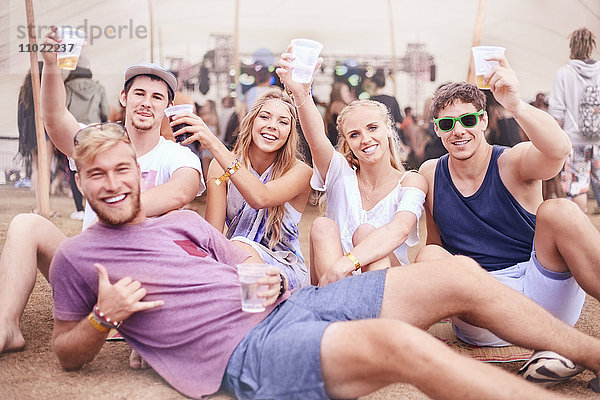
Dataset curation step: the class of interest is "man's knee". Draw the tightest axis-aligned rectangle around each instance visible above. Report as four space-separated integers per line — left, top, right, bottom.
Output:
351 224 376 246
446 255 490 286
537 198 587 229
538 198 582 221
7 213 48 240
5 213 65 276
310 217 339 243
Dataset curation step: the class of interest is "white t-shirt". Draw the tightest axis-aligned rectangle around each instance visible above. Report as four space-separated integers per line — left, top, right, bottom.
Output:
81 137 204 229
310 151 425 265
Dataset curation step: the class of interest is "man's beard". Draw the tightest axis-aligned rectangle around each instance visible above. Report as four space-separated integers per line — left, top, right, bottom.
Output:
90 189 141 226
132 117 154 131
131 108 156 131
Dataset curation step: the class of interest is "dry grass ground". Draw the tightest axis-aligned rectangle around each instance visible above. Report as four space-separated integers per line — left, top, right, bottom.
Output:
1 186 600 399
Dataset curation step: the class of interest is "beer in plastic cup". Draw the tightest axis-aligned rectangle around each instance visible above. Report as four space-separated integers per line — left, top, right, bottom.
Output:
291 39 323 84
164 104 194 143
471 46 505 90
236 263 270 313
57 27 86 70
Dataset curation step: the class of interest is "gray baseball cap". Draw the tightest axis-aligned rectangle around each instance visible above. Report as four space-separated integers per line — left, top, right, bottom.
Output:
124 63 177 97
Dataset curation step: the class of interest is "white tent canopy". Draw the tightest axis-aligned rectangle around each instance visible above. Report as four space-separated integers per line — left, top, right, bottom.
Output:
1 0 599 138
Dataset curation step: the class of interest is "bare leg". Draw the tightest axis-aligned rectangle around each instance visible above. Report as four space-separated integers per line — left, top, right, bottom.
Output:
414 244 452 263
534 198 600 299
351 223 394 270
572 193 588 213
321 319 567 400
231 240 263 262
309 217 343 285
30 141 54 213
31 150 40 211
0 214 67 353
377 256 600 374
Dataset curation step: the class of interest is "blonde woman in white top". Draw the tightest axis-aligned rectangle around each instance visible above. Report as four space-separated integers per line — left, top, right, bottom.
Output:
277 46 427 286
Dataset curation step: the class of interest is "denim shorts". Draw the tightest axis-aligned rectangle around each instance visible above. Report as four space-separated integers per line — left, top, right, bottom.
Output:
221 268 387 399
452 249 585 347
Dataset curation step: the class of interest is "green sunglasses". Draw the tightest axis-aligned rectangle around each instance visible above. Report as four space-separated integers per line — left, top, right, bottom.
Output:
434 110 484 132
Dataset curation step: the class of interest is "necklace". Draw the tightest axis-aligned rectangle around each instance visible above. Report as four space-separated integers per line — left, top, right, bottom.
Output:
358 172 383 201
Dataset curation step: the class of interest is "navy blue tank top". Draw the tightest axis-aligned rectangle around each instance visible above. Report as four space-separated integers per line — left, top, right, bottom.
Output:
433 146 536 272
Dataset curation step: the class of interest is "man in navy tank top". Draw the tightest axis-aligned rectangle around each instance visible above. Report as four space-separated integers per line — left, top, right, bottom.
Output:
419 53 600 388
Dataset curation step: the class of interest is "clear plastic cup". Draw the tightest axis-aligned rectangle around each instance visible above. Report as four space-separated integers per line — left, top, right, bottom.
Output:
471 46 505 90
57 27 86 70
236 263 270 313
164 104 194 143
291 38 323 84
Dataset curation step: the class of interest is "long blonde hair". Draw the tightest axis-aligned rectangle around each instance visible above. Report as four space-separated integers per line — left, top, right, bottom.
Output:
336 100 405 172
233 88 301 249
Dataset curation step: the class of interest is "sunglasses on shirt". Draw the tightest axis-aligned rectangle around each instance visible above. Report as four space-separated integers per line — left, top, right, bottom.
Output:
433 110 484 132
73 122 128 146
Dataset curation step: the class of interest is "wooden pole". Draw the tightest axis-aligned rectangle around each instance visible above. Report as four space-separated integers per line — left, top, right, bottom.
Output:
387 0 397 97
148 0 155 63
24 0 50 218
467 0 487 84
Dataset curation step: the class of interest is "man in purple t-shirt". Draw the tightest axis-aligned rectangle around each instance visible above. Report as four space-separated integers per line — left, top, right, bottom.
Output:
50 123 600 399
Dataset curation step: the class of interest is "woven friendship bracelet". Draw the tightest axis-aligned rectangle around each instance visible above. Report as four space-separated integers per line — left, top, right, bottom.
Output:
215 159 241 186
344 252 361 271
93 305 122 329
87 312 110 333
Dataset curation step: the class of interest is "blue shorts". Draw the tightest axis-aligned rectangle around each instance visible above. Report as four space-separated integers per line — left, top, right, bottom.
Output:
221 269 387 399
452 249 585 346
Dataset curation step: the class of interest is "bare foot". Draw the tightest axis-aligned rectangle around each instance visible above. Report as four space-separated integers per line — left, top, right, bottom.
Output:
129 348 149 369
0 325 26 354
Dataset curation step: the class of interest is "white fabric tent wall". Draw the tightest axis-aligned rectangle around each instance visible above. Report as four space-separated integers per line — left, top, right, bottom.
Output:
1 0 599 139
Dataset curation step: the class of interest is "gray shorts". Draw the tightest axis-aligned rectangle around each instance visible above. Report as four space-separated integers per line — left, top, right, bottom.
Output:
222 269 387 399
452 249 585 346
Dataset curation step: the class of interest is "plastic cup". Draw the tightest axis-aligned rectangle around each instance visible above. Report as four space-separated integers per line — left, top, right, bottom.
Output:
164 104 194 143
57 27 86 70
471 46 505 90
236 263 270 313
291 38 323 84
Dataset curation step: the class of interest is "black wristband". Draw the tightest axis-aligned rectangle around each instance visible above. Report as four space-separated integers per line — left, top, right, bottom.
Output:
278 273 286 296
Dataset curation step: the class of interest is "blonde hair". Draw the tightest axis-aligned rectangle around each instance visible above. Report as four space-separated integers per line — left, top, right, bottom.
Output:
336 100 405 172
73 123 135 170
233 88 301 249
570 27 596 60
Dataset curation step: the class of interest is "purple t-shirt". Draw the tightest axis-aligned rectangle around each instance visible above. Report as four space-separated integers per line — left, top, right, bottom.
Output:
50 210 284 398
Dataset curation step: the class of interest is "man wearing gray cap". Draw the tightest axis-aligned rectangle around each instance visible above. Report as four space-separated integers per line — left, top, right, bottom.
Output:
0 26 204 353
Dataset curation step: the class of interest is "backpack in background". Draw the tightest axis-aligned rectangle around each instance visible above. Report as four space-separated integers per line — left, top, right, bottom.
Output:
569 66 600 139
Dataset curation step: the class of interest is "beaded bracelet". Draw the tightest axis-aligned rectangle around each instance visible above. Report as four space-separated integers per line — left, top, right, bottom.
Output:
344 252 361 271
93 305 122 329
215 158 241 186
87 312 110 333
